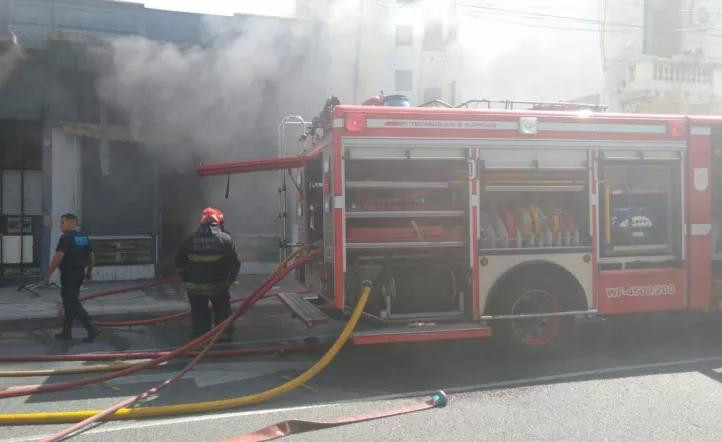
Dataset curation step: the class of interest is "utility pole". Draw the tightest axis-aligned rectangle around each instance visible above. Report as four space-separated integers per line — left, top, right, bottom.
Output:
352 0 364 104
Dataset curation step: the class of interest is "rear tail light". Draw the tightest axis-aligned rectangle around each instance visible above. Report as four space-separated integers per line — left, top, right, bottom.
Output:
345 113 366 132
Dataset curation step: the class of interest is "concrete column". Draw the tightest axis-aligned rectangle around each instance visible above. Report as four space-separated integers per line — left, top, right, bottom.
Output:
47 128 81 280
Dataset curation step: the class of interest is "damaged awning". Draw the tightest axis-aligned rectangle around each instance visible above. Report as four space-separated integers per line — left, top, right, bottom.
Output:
62 122 326 177
61 122 139 142
60 122 169 144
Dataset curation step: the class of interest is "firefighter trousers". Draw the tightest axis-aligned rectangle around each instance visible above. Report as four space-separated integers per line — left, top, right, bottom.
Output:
187 289 232 338
59 272 94 334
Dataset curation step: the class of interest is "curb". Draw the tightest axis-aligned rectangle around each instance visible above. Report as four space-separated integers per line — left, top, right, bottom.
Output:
0 297 289 330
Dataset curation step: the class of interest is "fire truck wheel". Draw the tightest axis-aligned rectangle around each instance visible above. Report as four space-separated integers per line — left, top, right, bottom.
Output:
492 273 576 358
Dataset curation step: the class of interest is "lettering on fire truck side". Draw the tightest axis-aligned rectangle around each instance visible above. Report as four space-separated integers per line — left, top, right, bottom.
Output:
381 120 500 129
605 284 676 298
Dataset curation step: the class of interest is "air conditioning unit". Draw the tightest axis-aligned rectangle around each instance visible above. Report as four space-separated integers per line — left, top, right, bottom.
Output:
693 2 721 27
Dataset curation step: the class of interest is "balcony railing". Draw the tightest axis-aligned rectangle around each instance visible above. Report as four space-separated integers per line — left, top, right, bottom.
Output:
649 61 713 84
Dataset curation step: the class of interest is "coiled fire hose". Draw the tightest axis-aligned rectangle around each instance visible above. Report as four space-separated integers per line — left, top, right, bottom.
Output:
0 281 372 428
0 251 317 401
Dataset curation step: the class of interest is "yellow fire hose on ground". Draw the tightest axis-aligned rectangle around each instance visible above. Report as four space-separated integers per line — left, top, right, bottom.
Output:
0 283 372 426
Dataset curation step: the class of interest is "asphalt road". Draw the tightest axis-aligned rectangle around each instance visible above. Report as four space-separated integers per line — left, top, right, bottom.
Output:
2 310 722 441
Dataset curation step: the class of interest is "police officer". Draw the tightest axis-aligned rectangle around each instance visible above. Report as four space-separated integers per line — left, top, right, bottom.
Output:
44 213 99 343
175 207 240 342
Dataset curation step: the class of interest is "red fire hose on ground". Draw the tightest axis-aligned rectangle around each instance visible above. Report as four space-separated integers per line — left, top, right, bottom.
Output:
53 275 311 329
0 250 382 442
42 254 301 442
92 287 311 329
0 251 318 400
222 391 449 442
79 277 178 303
55 276 178 318
0 341 313 363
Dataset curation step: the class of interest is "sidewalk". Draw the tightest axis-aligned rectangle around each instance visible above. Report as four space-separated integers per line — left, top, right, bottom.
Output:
0 274 305 327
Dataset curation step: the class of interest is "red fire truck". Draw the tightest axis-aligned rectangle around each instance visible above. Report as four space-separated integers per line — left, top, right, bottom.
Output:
197 98 722 355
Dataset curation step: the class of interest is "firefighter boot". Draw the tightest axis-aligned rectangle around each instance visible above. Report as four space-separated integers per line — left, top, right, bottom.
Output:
217 327 234 343
78 314 100 343
82 327 100 343
54 315 73 341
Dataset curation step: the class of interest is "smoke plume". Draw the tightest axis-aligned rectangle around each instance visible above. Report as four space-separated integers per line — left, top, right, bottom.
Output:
93 16 327 239
0 34 24 86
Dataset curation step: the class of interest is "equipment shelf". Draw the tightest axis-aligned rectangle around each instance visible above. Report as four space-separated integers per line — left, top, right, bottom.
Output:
346 241 466 250
346 210 465 219
483 185 584 192
346 181 452 189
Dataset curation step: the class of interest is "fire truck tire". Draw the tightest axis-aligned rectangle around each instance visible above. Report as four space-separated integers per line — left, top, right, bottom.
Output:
491 272 576 359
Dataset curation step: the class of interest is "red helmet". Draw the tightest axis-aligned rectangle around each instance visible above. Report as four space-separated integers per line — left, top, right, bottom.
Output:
362 95 384 106
200 207 224 225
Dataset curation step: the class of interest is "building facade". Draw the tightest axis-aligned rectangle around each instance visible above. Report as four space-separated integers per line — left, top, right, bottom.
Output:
297 0 460 106
0 0 325 282
603 0 722 113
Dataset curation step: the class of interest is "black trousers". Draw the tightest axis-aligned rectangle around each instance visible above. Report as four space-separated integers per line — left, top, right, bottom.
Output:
60 271 93 332
187 289 232 337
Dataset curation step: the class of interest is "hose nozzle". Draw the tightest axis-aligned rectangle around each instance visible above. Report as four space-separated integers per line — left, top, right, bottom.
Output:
431 390 448 408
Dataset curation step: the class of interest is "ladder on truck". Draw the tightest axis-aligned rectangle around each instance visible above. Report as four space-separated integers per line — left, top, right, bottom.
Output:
277 116 311 262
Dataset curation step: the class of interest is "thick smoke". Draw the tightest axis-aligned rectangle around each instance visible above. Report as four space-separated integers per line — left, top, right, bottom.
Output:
89 0 603 252
94 16 327 240
454 1 603 103
0 36 24 86
95 18 314 163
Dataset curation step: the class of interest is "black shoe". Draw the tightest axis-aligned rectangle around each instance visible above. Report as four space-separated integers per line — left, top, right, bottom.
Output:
217 334 233 344
81 329 100 343
54 332 72 341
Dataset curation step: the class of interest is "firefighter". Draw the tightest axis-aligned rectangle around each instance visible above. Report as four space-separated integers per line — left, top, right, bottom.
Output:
44 213 99 343
175 207 240 342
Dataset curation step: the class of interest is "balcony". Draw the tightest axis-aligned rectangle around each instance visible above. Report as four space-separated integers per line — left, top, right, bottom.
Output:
615 55 722 113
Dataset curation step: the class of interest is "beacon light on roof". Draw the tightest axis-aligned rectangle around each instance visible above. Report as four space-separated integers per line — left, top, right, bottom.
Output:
345 113 366 132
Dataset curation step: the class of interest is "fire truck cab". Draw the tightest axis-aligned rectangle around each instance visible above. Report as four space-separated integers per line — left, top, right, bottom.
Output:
198 101 722 353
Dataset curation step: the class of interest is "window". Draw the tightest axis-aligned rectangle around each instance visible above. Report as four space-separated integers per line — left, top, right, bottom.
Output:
423 87 442 103
395 25 413 46
599 160 681 258
395 70 413 91
91 237 154 266
643 0 682 57
423 20 444 51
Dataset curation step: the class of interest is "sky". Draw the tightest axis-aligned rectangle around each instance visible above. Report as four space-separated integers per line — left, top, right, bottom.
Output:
130 0 297 17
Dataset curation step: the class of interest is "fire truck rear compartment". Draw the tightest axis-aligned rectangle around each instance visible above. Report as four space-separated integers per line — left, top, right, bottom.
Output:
344 158 471 320
712 125 722 280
